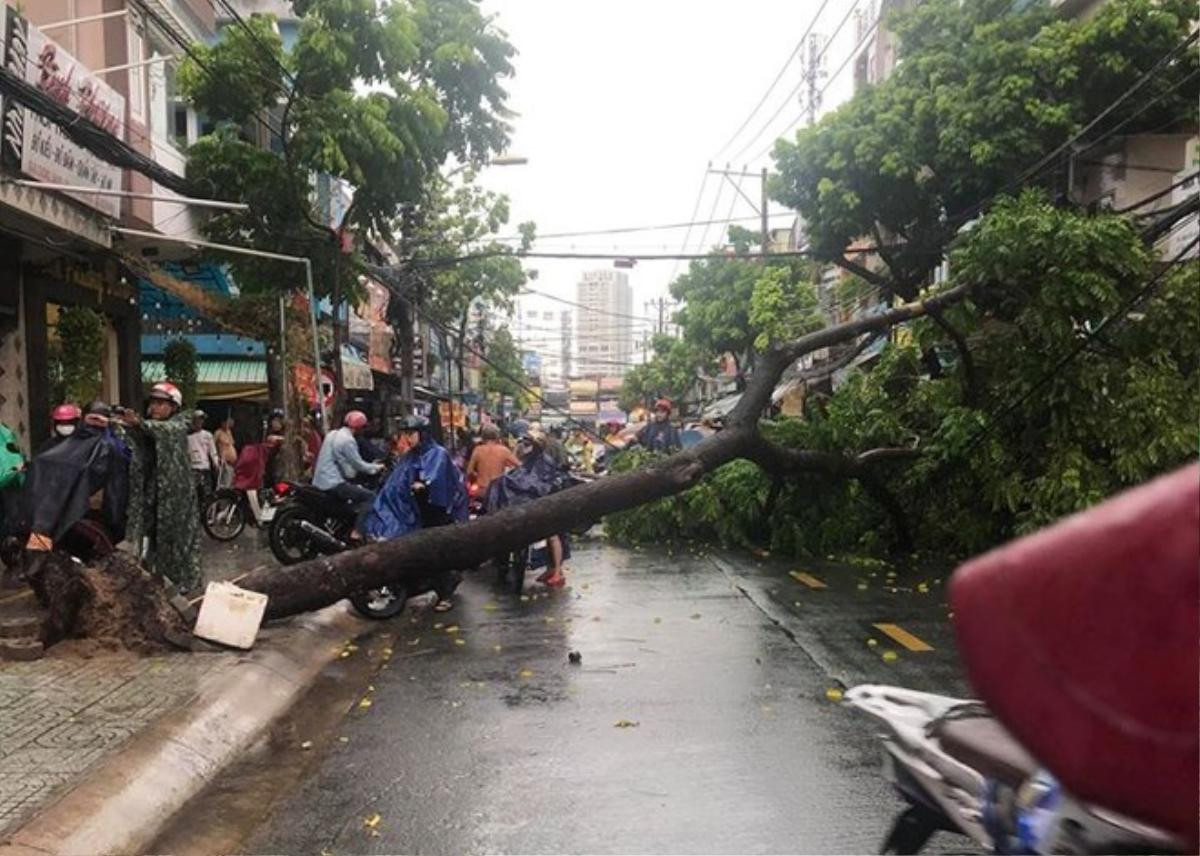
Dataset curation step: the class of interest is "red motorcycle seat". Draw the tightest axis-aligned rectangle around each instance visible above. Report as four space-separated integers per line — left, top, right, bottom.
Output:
950 464 1199 849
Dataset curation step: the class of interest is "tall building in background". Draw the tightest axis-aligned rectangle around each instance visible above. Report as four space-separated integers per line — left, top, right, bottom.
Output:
575 270 633 377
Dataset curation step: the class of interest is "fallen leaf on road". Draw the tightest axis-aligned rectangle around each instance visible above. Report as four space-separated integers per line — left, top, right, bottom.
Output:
917 583 929 594
614 719 639 728
581 582 590 590
882 650 899 663
653 617 662 624
867 638 878 647
520 595 530 602
454 638 466 646
450 701 462 708
358 697 373 709
339 651 351 659
364 813 381 829
381 648 393 657
407 638 421 646
459 681 472 688
483 602 498 611
544 617 556 623
690 613 702 619
519 668 534 678
300 740 313 750
433 622 445 630
493 644 503 652
339 736 349 743
825 687 844 702
367 685 375 692
445 625 459 634
591 615 601 622
857 583 868 591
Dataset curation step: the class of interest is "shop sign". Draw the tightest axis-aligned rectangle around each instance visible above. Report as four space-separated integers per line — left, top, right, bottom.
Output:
1 8 125 217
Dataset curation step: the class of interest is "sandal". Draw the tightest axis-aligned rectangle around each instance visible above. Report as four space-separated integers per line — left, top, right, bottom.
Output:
433 599 454 612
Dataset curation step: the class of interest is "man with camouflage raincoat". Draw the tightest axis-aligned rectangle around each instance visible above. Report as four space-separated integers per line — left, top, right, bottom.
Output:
120 381 201 592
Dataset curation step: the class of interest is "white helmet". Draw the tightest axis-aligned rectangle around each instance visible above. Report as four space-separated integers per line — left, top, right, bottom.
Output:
149 381 183 409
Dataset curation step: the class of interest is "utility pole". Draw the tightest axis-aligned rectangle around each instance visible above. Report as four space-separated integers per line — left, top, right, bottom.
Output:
705 165 772 258
760 166 770 257
800 32 826 128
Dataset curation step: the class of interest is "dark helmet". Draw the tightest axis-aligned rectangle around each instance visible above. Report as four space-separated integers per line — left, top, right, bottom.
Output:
396 414 431 433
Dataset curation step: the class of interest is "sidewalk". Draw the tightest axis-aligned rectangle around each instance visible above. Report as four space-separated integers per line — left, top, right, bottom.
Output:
0 532 365 854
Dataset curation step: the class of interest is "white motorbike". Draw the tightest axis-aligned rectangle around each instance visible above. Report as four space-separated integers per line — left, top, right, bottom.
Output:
846 685 1185 855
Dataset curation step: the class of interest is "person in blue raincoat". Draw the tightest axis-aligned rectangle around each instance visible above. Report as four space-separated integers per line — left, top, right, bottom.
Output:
363 415 468 612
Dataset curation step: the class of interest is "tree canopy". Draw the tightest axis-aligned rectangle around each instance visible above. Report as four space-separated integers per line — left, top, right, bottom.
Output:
179 0 517 298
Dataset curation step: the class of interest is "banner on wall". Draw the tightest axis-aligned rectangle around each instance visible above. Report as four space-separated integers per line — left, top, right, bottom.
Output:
0 7 126 217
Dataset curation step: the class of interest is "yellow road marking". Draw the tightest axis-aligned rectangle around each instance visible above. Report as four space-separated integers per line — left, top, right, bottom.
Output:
789 571 826 589
873 623 933 652
0 589 33 605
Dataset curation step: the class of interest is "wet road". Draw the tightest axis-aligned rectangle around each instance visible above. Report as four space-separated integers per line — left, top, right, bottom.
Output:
158 539 973 855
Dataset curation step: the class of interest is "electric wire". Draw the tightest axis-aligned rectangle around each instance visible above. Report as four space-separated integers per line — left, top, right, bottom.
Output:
711 0 835 160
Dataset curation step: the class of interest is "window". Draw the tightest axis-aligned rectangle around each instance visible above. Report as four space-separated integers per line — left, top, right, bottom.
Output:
127 15 146 124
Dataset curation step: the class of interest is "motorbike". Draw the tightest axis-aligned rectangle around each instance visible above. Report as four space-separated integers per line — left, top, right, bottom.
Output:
268 475 454 621
845 685 1186 854
201 486 278 542
492 470 593 594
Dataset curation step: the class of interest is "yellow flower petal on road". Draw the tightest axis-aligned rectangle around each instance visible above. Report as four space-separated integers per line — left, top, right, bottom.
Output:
363 813 381 829
882 650 899 663
613 719 639 728
825 687 844 702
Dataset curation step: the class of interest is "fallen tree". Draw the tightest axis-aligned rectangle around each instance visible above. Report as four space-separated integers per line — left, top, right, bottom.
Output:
238 284 969 619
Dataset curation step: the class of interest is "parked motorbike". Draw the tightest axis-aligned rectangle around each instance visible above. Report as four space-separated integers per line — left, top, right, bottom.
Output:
201 486 278 542
845 685 1185 855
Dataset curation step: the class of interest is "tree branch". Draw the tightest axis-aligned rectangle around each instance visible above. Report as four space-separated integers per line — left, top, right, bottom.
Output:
827 254 889 288
728 283 972 425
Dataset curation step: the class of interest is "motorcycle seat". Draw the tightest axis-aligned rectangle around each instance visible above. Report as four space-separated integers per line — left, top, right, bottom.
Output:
934 713 1039 788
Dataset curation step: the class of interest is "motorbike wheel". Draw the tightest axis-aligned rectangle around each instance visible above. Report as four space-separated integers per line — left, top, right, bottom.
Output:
269 502 318 565
349 585 409 620
202 490 246 542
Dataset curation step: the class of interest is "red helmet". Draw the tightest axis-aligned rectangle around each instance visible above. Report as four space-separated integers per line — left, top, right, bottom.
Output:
654 398 673 413
343 410 368 430
149 381 183 409
52 403 81 423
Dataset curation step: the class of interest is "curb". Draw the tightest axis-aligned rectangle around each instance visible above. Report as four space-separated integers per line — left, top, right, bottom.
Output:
0 602 371 856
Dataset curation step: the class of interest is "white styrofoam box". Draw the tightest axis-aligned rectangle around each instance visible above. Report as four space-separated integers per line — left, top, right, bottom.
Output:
193 581 269 650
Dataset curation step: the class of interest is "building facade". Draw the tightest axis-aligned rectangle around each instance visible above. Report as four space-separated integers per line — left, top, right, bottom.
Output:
574 269 633 378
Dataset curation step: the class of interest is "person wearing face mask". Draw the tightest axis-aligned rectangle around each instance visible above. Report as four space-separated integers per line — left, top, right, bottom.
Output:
639 398 682 453
42 403 81 453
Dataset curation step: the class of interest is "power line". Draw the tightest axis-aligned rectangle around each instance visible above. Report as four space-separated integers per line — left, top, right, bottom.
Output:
694 171 729 254
749 4 879 163
731 0 864 165
667 167 713 288
491 212 794 243
711 0 835 160
520 289 657 323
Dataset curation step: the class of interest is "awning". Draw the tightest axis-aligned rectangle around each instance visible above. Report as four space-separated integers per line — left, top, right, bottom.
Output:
142 359 268 401
701 393 742 419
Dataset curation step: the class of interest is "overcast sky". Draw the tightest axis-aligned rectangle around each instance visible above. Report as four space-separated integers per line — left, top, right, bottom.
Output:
476 0 862 345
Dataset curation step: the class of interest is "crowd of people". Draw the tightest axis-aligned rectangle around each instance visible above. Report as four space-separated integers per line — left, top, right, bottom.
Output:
0 387 692 609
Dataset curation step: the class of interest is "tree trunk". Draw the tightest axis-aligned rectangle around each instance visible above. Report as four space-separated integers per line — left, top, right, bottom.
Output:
238 284 971 619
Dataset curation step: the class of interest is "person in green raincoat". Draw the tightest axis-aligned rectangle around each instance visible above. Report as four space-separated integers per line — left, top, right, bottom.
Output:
120 381 201 592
